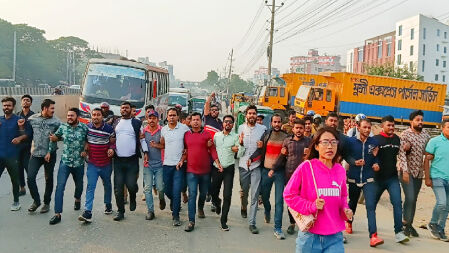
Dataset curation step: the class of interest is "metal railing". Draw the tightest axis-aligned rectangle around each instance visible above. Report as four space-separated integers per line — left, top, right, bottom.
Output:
0 87 80 96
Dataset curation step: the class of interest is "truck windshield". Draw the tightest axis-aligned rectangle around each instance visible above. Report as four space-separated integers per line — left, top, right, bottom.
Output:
169 94 188 106
296 86 311 101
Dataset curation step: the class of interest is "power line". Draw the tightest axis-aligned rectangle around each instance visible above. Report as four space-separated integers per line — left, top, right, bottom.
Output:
234 0 265 51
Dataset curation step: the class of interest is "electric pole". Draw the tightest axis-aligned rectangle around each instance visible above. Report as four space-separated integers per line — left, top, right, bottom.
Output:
266 0 283 84
226 49 234 99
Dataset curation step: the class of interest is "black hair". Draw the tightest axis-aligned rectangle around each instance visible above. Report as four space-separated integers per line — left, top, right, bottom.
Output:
381 115 395 123
68 107 80 117
271 113 282 122
121 101 131 107
257 115 265 119
145 104 155 111
180 112 189 121
1 96 16 106
130 104 136 109
327 111 339 119
293 119 305 126
191 112 202 119
41 99 55 110
442 118 449 128
306 126 341 165
92 108 102 113
359 118 371 125
409 110 424 121
210 104 219 110
245 104 258 114
223 115 235 122
303 115 313 123
167 107 179 116
21 94 33 103
288 110 296 116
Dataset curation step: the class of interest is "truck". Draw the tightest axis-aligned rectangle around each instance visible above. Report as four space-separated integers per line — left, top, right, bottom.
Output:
293 72 447 125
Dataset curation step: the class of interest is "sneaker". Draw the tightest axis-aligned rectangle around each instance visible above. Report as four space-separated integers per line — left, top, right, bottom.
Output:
78 211 92 223
221 224 230 231
153 186 158 196
49 215 61 225
274 229 286 240
74 201 81 211
428 223 440 240
141 194 146 201
249 225 259 234
409 225 419 237
211 203 216 213
206 194 211 202
28 202 41 212
214 200 222 215
343 236 347 244
145 211 155 220
10 202 21 211
184 221 195 232
104 204 113 215
264 213 271 224
113 212 124 221
19 189 26 196
403 225 411 237
159 198 166 210
173 218 181 226
287 224 295 235
370 233 384 247
345 221 353 234
198 209 206 219
40 204 50 213
241 208 247 218
129 198 136 211
395 231 410 243
438 227 449 242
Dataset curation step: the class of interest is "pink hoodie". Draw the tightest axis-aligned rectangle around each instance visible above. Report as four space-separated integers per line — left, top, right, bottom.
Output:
283 158 349 235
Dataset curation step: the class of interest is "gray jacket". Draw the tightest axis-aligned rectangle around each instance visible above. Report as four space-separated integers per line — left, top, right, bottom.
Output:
28 113 61 157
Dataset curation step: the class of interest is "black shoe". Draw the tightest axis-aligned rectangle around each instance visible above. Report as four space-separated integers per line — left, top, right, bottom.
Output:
49 215 61 225
205 194 211 202
146 211 155 220
78 211 92 223
184 221 195 232
409 225 419 237
28 202 41 212
427 223 440 239
40 204 50 213
287 224 295 235
221 223 230 231
159 198 166 210
403 225 411 237
210 203 216 212
74 201 81 211
198 209 205 219
264 213 271 223
130 198 136 211
173 218 181 226
249 225 259 234
104 204 113 215
19 189 26 196
170 201 173 212
241 209 247 218
214 200 222 215
113 212 124 221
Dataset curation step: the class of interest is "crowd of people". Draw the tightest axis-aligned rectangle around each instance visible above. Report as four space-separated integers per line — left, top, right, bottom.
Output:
0 92 449 253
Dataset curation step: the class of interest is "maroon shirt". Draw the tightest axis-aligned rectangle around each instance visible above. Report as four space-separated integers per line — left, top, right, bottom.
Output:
184 129 218 175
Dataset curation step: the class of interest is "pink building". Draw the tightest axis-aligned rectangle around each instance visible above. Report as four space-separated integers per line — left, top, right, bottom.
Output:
290 49 342 74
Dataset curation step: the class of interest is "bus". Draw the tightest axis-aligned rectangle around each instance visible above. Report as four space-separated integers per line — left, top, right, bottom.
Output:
154 88 191 120
78 58 169 122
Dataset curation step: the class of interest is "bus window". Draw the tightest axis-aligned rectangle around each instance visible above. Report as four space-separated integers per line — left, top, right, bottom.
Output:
326 90 332 102
308 88 314 102
268 87 278 97
280 87 285 97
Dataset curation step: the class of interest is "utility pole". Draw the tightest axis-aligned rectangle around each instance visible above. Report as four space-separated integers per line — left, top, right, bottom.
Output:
266 0 283 84
12 31 16 81
226 49 233 99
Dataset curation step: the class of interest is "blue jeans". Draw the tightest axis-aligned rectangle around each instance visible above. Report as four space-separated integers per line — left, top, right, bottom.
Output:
375 177 403 234
54 161 84 214
163 165 184 219
430 178 449 230
296 231 344 253
186 172 210 222
143 165 164 212
84 163 112 212
261 168 285 230
348 182 377 237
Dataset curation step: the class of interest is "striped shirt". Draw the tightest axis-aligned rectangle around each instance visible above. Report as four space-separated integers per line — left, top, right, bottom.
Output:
87 122 115 167
204 114 223 139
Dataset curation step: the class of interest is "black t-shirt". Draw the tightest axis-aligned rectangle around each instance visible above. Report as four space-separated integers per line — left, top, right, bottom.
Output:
374 133 401 181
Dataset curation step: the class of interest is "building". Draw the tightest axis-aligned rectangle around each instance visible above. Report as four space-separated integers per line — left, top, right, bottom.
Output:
346 31 395 73
395 14 449 85
290 49 342 74
137 57 177 86
253 66 280 85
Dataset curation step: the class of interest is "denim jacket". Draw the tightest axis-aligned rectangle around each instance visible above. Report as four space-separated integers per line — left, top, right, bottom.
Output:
28 113 61 157
344 134 379 185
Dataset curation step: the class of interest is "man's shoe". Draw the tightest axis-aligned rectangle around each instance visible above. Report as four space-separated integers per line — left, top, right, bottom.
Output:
170 201 173 212
74 201 81 211
403 225 411 237
438 227 449 242
10 202 21 211
153 186 158 196
78 211 92 223
40 204 50 213
28 202 40 212
173 218 181 227
198 209 206 219
287 224 295 235
264 213 271 224
19 189 26 196
345 221 353 234
205 194 211 202
104 204 113 215
184 221 195 232
409 225 419 237
210 203 216 212
428 223 441 240
370 233 384 247
130 198 136 211
395 231 410 243
249 225 259 234
145 211 155 220
214 200 222 215
159 198 166 210
221 223 230 231
241 208 247 218
49 215 61 225
113 212 124 221
182 192 188 203
274 229 286 240
141 194 146 201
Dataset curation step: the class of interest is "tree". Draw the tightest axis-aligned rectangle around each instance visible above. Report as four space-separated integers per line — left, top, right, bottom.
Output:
364 63 423 81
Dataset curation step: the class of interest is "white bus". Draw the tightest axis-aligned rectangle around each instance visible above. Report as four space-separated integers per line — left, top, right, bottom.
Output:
154 88 191 120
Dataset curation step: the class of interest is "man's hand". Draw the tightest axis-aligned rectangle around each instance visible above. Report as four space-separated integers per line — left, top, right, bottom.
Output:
81 151 88 158
176 160 183 170
11 138 21 145
231 146 239 153
402 171 410 184
304 148 309 156
281 147 288 156
355 159 365 166
207 139 213 148
372 147 379 156
425 177 432 187
49 133 58 142
257 141 263 148
210 92 216 99
246 159 252 168
144 153 149 164
17 119 25 128
344 208 353 220
315 198 325 210
217 162 224 173
268 170 275 178
149 140 157 148
107 149 114 158
140 132 145 139
239 132 244 145
372 163 380 172
44 153 51 162
403 142 411 152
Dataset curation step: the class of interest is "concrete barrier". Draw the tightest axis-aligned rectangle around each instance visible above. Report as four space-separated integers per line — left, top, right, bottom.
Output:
0 87 80 96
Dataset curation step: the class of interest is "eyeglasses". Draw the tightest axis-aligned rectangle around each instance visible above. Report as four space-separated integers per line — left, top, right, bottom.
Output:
224 120 234 124
318 139 339 147
211 109 219 112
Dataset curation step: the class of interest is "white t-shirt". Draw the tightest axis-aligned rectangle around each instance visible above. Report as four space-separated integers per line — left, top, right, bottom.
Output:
161 122 190 166
115 119 136 157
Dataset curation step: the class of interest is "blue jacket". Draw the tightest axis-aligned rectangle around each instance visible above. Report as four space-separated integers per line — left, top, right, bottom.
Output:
344 135 379 184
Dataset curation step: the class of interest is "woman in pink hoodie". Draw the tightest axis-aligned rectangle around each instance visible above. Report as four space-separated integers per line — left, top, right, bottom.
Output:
284 127 353 253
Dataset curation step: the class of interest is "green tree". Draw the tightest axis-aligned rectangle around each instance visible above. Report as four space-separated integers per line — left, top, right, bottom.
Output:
364 63 423 81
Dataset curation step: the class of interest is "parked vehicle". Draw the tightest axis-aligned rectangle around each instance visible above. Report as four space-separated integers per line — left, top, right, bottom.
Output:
235 105 273 133
189 97 206 114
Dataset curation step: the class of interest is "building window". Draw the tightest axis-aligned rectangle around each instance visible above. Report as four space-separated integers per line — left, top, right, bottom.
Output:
423 28 426 39
436 59 439 66
444 61 447 68
409 61 413 70
435 74 439 81
422 60 425 72
387 42 391 56
423 44 426 56
444 75 446 82
437 29 440 37
411 28 414 40
398 40 402 50
410 45 414 56
378 42 383 59
398 25 402 36
358 48 364 62
445 47 447 54
437 44 440 52
397 54 402 65
445 31 448 39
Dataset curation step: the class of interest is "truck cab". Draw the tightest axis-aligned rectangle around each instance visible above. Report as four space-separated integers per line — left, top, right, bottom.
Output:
294 85 336 117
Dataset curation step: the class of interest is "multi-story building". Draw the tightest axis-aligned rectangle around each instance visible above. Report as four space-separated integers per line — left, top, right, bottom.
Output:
395 14 449 85
290 49 342 74
253 66 280 85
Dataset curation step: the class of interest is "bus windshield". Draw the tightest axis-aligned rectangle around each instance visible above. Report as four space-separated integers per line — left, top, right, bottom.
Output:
169 94 188 107
82 63 146 105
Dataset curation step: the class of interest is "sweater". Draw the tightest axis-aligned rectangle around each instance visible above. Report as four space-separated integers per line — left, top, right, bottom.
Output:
283 159 349 235
374 132 401 181
184 129 218 175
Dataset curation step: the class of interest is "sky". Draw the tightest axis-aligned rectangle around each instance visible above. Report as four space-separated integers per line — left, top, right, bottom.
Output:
1 0 448 81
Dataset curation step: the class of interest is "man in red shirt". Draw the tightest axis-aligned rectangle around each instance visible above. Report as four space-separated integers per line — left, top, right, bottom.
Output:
183 112 222 232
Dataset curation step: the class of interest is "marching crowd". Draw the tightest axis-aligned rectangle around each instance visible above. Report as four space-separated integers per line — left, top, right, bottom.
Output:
0 92 449 253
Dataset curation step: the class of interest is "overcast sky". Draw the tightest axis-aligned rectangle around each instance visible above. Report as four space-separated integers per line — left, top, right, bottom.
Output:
1 0 448 81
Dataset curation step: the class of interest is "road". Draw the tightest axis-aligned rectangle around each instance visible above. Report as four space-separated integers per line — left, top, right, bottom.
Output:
0 148 447 253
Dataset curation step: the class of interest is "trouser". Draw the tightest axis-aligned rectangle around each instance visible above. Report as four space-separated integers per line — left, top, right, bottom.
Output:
375 177 403 234
18 146 31 188
143 165 164 212
163 165 184 219
400 173 422 226
27 153 57 205
261 168 285 230
84 163 112 212
296 231 344 253
54 161 84 213
430 177 449 230
239 167 261 226
348 182 377 237
113 156 139 214
285 175 296 225
0 157 20 202
187 172 210 223
210 165 235 225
